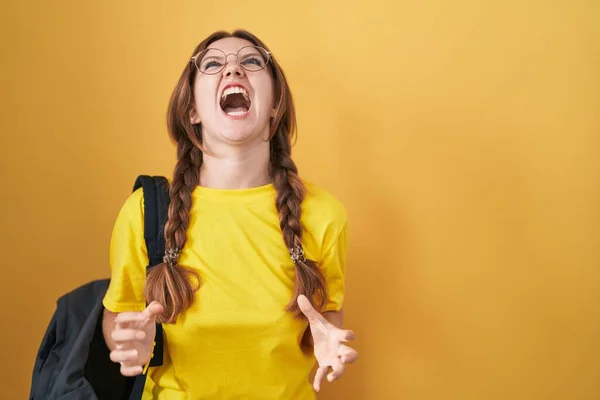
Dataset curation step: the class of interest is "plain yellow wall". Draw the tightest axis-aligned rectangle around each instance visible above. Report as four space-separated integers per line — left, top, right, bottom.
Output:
1 1 599 399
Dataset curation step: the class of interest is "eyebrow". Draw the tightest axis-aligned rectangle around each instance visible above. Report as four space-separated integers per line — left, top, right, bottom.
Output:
239 51 262 59
201 54 225 62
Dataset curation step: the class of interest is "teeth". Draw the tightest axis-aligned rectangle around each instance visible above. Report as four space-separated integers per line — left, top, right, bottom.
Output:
221 86 250 103
226 110 248 116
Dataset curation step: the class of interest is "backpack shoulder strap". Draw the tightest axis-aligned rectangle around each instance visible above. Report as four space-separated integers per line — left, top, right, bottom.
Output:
133 175 170 268
132 174 168 368
129 175 169 399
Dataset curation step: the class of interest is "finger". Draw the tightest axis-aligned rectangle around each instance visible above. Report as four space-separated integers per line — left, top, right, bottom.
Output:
297 295 319 321
313 366 329 392
110 349 139 364
297 295 328 327
338 345 359 364
120 364 143 377
115 312 147 328
111 329 146 343
143 301 164 320
327 357 346 382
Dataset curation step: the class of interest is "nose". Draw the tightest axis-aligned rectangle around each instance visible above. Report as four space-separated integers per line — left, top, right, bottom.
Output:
222 54 244 78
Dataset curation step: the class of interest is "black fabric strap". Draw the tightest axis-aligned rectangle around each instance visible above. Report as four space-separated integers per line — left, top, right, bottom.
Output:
129 175 170 399
133 175 169 268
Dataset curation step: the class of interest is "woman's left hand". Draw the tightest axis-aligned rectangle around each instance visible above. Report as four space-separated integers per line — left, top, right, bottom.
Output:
297 295 358 392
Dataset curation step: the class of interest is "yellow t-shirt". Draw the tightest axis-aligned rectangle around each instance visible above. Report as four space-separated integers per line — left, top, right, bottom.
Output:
102 181 348 399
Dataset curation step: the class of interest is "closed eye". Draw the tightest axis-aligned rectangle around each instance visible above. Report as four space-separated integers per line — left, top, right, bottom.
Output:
202 57 224 71
240 55 263 68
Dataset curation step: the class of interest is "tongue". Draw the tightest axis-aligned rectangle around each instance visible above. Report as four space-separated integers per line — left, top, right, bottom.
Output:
224 106 248 114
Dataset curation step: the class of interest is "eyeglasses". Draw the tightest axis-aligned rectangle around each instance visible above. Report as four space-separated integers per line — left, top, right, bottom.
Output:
190 45 272 75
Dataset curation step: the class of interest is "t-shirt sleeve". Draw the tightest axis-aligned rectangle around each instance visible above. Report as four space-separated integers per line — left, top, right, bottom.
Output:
320 220 349 313
102 188 148 313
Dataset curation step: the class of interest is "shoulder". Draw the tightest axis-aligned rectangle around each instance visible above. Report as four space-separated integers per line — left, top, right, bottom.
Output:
123 186 145 212
302 180 347 222
113 187 145 227
304 181 347 219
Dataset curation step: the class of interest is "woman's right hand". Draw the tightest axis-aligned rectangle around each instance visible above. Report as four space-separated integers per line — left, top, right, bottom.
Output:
108 301 164 376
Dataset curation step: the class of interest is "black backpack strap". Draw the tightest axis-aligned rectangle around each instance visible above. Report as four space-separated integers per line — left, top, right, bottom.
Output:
129 175 170 399
133 175 170 269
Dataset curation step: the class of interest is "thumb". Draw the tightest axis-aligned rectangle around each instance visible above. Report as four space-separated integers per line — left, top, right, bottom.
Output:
297 295 321 323
143 301 164 320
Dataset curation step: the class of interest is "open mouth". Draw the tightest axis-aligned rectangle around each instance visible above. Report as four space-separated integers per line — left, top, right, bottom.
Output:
220 86 251 117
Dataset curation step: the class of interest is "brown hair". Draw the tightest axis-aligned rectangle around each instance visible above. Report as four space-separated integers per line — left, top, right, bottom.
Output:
145 30 327 323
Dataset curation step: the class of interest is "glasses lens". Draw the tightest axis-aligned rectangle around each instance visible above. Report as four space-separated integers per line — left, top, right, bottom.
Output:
237 46 270 72
195 49 226 74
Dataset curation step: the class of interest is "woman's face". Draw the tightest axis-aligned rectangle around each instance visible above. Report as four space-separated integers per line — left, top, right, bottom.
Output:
190 37 275 150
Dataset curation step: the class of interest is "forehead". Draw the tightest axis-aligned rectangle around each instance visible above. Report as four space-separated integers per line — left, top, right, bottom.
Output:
206 37 256 54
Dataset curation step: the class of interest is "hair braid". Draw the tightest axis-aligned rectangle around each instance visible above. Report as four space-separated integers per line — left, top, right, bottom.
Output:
271 130 328 316
145 135 202 323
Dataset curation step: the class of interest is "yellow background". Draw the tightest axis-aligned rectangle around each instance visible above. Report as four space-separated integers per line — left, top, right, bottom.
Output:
1 1 598 399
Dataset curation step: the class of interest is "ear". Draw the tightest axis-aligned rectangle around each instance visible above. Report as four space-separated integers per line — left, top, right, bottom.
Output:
270 107 278 118
190 106 201 124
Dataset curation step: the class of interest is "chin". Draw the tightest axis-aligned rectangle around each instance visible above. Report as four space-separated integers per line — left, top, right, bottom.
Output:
201 110 270 148
216 124 267 145
218 116 269 143
219 130 257 144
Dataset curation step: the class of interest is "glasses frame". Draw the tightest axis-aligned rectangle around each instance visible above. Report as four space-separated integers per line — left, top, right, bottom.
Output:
190 45 272 75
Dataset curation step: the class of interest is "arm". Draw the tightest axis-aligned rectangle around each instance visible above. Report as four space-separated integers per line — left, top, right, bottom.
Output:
298 296 357 392
102 189 157 373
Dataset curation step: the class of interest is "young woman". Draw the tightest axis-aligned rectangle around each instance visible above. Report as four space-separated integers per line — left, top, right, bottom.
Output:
101 29 357 399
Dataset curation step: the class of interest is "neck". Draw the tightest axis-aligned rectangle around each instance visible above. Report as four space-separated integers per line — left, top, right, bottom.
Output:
199 141 271 189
